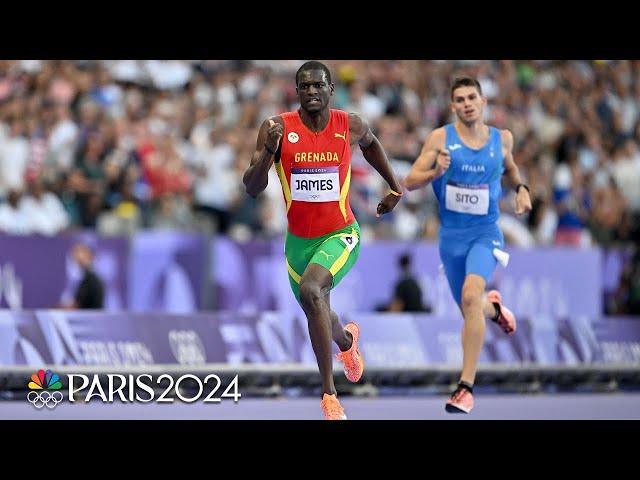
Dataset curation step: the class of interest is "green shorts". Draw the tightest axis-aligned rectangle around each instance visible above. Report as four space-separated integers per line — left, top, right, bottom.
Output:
285 222 361 303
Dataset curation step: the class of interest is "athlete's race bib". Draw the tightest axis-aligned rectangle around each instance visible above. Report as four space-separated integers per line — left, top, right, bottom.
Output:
445 182 489 215
339 234 359 252
291 167 340 202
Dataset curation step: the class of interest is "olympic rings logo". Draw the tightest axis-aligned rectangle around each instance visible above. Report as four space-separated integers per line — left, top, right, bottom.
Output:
27 390 64 409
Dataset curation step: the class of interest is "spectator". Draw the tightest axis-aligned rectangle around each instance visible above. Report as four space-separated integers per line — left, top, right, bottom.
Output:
382 253 430 313
0 189 32 234
19 177 69 235
66 242 104 309
0 116 29 199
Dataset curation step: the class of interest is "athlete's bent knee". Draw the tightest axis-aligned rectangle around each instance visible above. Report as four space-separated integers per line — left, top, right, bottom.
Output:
461 287 482 315
300 281 323 312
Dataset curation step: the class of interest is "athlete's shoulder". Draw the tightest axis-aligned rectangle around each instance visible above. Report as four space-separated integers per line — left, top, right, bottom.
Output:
342 110 358 122
346 111 367 130
278 111 299 122
499 128 514 149
429 126 447 144
432 126 447 137
261 114 285 127
345 110 364 118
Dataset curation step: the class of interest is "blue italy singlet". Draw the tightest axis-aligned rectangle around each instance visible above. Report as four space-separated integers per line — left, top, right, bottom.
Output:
432 124 504 229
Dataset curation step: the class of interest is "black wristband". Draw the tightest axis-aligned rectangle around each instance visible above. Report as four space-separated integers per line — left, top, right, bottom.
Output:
264 144 276 155
516 183 530 194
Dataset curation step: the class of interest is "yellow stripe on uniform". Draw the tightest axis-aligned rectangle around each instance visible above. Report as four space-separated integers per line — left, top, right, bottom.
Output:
286 258 301 284
338 165 351 221
275 161 292 212
328 228 358 276
324 227 358 243
329 248 351 276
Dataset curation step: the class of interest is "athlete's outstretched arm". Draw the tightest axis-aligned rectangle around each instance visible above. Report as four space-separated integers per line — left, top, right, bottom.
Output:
243 116 283 197
501 129 532 215
349 113 402 216
404 127 449 191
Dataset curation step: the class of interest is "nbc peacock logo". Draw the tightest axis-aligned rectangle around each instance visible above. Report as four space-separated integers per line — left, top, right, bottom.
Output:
27 369 64 409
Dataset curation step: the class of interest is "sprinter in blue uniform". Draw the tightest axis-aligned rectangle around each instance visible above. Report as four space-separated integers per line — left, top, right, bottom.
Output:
404 77 532 413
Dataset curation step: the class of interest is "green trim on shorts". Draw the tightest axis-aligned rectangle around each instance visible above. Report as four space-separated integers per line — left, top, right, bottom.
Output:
285 222 361 302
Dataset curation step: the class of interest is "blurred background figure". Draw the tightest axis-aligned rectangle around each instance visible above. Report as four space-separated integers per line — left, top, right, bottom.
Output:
381 252 431 313
66 242 104 309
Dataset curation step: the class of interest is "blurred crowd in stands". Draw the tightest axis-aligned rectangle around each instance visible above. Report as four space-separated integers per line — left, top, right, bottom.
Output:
0 60 638 313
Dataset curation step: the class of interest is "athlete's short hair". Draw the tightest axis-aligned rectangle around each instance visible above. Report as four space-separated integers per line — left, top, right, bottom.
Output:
450 77 483 99
296 61 332 86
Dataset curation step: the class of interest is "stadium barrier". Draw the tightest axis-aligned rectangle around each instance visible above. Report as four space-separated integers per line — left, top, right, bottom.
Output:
1 310 638 396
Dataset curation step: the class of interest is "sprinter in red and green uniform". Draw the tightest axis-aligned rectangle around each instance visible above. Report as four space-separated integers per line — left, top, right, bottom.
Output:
243 61 402 420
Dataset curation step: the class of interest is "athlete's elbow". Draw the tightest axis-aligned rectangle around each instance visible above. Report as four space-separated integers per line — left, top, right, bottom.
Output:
243 180 256 197
244 180 266 198
245 185 261 198
243 173 259 197
404 174 422 191
242 178 252 197
404 179 417 191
